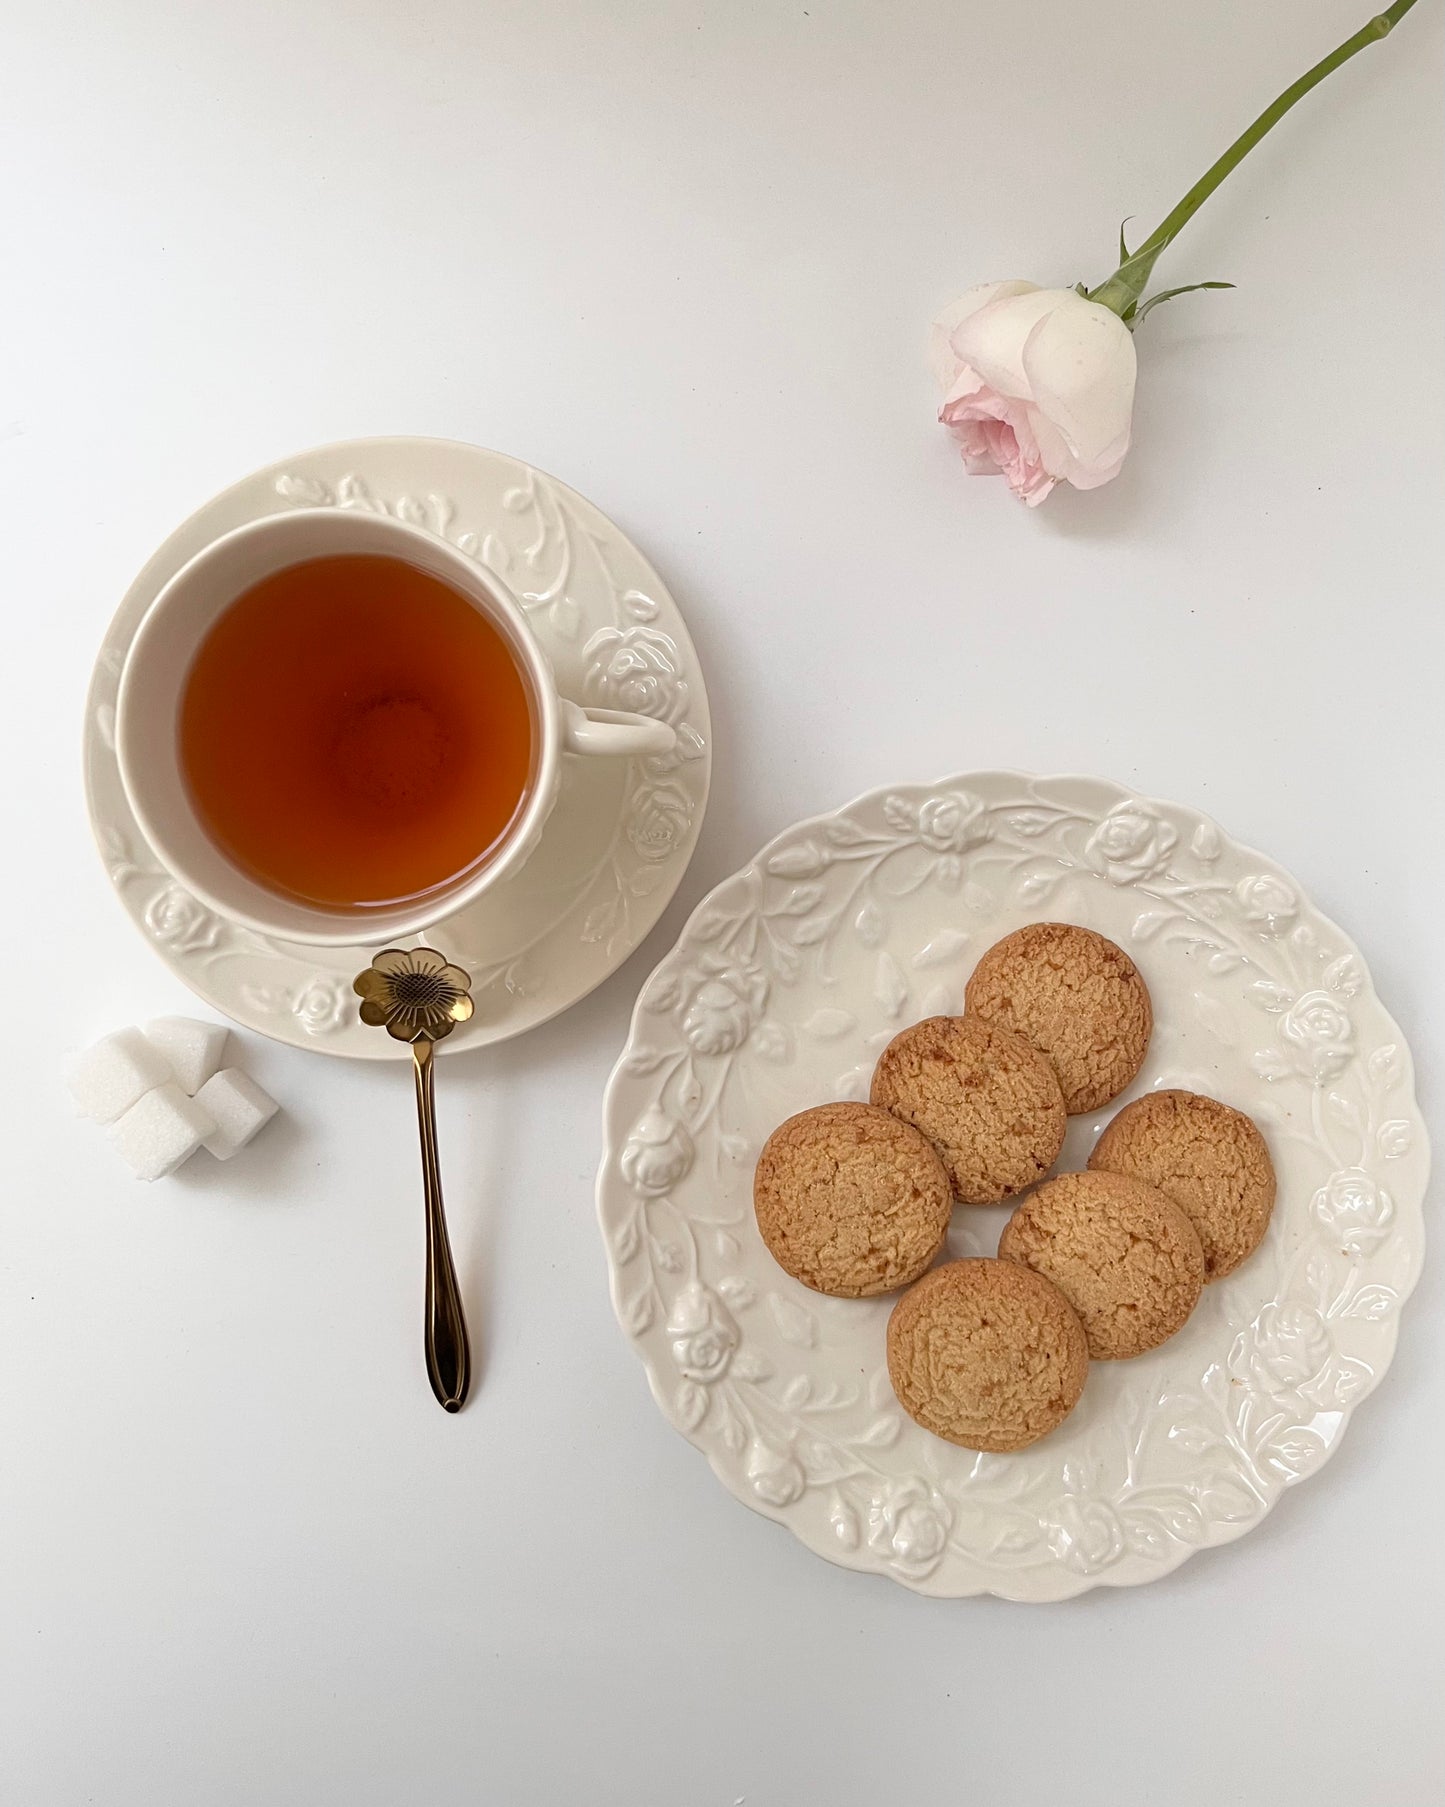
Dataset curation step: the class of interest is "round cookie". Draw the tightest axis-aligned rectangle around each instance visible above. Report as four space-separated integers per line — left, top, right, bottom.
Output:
964 923 1152 1114
753 1103 951 1297
1088 1089 1276 1281
999 1170 1205 1360
870 1016 1066 1205
887 1258 1088 1452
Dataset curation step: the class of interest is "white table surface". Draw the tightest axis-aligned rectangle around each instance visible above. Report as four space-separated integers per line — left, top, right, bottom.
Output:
3 3 1441 1801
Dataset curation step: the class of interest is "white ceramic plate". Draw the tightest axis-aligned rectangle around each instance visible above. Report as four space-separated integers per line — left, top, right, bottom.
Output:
83 437 711 1058
597 773 1427 1599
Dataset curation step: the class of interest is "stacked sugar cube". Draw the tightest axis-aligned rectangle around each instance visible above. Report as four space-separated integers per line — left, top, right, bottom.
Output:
67 1017 278 1180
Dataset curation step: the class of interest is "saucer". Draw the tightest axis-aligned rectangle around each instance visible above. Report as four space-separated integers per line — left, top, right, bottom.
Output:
84 437 712 1059
597 773 1427 1598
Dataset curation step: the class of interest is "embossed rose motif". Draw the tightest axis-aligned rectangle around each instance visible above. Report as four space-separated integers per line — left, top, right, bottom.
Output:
1312 1168 1395 1253
143 884 221 954
1043 1495 1125 1574
1236 873 1298 933
866 1479 952 1580
746 1439 807 1507
1084 799 1178 884
666 1281 738 1383
292 976 351 1036
915 791 988 853
583 625 687 724
681 961 769 1055
619 1108 694 1196
882 789 989 855
1278 989 1354 1083
1250 1302 1330 1391
626 782 692 863
879 791 990 892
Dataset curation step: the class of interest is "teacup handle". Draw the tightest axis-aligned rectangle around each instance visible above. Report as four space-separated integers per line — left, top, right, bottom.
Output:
562 701 676 759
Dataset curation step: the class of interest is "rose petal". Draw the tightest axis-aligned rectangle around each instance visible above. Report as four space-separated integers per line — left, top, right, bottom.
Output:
948 286 1065 399
929 280 1038 389
943 389 1053 502
1018 294 1137 481
939 364 994 414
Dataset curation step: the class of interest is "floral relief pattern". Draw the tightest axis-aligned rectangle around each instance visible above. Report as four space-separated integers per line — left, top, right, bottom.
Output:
681 960 770 1055
748 1439 808 1507
1085 798 1178 884
896 789 990 854
290 976 352 1037
1246 1302 1331 1392
143 884 223 954
1312 1168 1394 1254
599 773 1426 1599
1276 990 1355 1083
1236 873 1299 932
667 1282 739 1384
584 625 690 725
626 783 693 864
1043 1492 1125 1574
619 1110 695 1196
867 1480 954 1581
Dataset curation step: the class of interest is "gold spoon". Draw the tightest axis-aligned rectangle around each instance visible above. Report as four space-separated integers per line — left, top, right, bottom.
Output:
354 947 475 1412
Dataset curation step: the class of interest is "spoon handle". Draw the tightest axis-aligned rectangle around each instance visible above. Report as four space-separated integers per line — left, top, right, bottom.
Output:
411 1038 471 1412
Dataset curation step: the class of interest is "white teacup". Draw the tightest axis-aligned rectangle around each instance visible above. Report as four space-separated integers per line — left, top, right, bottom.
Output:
114 508 675 947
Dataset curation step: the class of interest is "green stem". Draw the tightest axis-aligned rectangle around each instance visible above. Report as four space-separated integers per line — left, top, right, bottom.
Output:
1088 1 1419 316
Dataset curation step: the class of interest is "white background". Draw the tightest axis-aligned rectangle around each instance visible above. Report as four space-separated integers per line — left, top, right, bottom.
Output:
2 3 1441 1801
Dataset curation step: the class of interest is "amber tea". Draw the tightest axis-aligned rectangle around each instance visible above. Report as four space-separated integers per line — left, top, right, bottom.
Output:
180 554 535 910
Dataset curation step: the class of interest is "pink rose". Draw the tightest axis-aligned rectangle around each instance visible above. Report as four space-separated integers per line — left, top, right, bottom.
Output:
931 282 1137 505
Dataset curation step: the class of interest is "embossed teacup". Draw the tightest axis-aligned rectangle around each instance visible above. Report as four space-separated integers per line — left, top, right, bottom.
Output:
115 508 675 946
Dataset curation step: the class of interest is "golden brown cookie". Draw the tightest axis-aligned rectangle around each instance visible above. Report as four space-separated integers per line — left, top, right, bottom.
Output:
1088 1089 1276 1281
753 1102 951 1298
963 923 1152 1114
870 1016 1066 1205
998 1170 1204 1360
887 1258 1088 1452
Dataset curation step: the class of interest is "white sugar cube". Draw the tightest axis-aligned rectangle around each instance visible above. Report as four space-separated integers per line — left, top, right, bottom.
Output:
144 1016 230 1095
67 1028 173 1124
109 1083 217 1181
194 1068 278 1160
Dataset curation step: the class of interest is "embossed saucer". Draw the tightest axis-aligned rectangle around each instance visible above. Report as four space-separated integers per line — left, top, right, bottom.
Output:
83 437 711 1058
597 773 1427 1599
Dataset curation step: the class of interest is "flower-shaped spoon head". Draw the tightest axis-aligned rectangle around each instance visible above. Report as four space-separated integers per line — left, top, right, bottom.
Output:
354 947 475 1043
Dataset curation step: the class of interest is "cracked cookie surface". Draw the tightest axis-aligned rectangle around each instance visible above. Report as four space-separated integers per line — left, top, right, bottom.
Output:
887 1258 1089 1451
870 1016 1066 1205
965 923 1152 1114
999 1169 1205 1359
753 1102 952 1297
1089 1088 1276 1281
